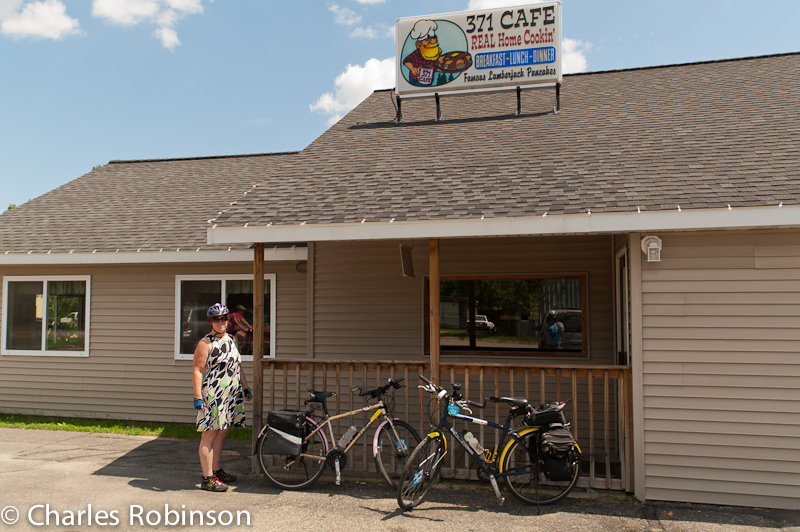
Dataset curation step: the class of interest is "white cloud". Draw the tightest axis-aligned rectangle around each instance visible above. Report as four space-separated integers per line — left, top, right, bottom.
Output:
353 0 385 3
562 38 591 74
466 0 519 9
328 3 360 27
310 57 395 125
0 1 24 19
92 0 205 50
0 0 81 40
349 25 376 38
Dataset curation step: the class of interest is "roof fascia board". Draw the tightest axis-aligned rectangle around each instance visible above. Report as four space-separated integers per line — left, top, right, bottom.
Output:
208 204 799 244
0 248 307 266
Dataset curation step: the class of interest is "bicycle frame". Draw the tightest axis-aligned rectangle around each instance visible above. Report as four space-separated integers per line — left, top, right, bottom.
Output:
433 406 536 480
305 401 389 458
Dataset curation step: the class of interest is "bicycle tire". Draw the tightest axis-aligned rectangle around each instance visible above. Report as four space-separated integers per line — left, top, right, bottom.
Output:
396 435 444 511
500 428 580 505
373 420 421 487
257 417 328 490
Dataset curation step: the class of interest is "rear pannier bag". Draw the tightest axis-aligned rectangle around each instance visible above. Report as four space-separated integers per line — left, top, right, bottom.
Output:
524 402 567 427
540 425 577 481
264 410 306 455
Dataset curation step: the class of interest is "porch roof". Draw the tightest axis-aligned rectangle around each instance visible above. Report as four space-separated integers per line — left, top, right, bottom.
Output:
209 53 800 244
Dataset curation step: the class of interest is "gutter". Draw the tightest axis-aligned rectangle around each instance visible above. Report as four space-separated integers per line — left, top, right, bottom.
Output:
207 204 800 244
0 247 307 266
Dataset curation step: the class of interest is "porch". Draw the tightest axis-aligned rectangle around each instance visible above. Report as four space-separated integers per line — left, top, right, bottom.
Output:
254 359 633 493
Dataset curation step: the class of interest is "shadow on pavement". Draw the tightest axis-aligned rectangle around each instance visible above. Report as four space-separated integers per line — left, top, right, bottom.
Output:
91 436 800 529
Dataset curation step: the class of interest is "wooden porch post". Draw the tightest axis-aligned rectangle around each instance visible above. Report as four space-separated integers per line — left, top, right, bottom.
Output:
252 243 265 473
429 239 440 384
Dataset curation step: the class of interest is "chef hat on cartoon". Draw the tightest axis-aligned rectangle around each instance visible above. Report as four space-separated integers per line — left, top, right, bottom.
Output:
410 19 437 40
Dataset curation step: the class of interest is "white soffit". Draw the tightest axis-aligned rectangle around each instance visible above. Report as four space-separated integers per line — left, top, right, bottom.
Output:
0 247 307 266
208 204 800 244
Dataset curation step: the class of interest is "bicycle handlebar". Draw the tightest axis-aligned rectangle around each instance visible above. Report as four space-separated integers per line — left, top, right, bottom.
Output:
358 377 406 398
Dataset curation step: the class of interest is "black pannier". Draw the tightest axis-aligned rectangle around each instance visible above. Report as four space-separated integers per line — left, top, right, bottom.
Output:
540 424 577 481
264 410 306 455
524 402 567 427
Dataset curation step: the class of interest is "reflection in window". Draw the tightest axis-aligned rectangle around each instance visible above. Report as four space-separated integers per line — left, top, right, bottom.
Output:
177 276 273 358
437 276 585 354
3 277 89 355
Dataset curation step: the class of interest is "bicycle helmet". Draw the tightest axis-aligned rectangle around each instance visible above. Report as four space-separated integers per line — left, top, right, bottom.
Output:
207 303 230 318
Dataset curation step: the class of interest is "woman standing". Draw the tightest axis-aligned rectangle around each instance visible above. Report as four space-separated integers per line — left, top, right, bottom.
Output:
192 303 253 491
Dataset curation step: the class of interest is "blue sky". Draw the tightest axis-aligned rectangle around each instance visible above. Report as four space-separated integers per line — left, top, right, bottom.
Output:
2 0 798 208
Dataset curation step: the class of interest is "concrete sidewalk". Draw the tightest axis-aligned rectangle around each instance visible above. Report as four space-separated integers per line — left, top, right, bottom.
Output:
0 427 797 532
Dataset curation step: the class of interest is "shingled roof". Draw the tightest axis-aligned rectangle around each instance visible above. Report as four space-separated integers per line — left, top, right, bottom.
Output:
2 53 799 258
209 52 800 244
0 152 297 256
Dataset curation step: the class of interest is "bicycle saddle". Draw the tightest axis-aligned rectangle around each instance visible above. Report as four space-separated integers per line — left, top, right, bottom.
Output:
489 396 529 408
308 390 336 401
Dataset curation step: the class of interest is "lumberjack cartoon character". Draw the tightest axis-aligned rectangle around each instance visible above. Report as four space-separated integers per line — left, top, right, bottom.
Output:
403 20 441 86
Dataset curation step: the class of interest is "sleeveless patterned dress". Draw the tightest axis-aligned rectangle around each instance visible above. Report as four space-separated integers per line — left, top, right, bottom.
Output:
196 333 246 431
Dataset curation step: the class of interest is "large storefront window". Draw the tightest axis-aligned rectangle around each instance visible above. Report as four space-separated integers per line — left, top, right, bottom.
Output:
175 275 275 360
429 274 587 356
2 276 90 356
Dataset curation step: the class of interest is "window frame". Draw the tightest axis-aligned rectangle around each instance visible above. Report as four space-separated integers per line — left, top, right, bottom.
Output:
174 274 276 361
1 275 92 357
424 272 589 358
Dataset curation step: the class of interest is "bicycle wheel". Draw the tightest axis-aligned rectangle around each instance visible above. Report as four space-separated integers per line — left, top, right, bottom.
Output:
500 429 580 505
374 420 421 487
396 435 444 511
257 418 328 490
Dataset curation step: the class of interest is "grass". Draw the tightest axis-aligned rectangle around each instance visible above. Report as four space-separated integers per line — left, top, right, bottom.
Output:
0 413 252 440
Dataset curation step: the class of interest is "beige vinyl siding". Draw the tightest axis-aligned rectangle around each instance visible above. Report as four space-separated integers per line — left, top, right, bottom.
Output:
640 230 800 510
0 261 306 423
312 235 615 364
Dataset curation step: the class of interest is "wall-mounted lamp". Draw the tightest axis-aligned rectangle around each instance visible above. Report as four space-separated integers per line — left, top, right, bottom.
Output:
641 236 662 262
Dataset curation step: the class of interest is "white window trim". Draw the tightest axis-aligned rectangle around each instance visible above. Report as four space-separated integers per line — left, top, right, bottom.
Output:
1 275 91 357
174 274 276 361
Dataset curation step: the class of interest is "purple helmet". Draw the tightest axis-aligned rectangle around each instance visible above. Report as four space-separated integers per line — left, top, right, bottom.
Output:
207 303 230 318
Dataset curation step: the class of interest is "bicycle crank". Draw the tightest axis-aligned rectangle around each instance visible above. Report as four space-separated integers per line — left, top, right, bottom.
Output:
325 449 348 485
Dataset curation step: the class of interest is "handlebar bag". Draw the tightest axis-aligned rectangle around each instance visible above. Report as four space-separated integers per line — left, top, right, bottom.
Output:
264 410 306 455
540 425 577 481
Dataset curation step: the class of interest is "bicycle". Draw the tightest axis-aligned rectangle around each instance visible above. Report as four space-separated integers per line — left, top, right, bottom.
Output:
396 375 581 511
256 377 421 490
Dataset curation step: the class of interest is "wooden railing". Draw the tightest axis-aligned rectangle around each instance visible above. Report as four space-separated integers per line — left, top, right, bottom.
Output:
257 360 633 492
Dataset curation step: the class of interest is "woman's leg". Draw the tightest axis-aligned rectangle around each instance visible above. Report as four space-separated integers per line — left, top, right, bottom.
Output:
199 430 223 477
210 428 230 472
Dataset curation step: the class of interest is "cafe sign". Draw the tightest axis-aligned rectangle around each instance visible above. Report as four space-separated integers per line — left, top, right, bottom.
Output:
396 2 562 98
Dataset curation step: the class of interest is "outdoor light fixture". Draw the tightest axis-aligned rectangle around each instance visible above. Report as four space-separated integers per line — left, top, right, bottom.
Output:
641 236 662 262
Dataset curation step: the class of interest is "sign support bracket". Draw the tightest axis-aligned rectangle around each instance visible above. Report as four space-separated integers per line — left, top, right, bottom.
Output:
394 94 403 124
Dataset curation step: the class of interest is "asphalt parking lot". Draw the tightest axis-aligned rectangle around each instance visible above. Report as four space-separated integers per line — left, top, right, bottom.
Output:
1 427 798 532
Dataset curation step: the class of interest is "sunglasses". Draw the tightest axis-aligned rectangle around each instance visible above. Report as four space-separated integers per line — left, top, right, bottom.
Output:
210 316 229 323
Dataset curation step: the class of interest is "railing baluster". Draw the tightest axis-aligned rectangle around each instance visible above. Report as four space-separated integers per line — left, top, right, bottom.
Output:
588 369 595 488
604 369 611 488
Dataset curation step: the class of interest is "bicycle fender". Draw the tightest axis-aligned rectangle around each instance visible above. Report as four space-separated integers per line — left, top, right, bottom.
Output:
497 426 539 471
426 433 447 452
371 418 403 458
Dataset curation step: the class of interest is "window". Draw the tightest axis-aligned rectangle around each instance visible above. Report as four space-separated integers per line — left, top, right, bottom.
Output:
427 274 587 356
175 275 276 360
2 276 91 356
